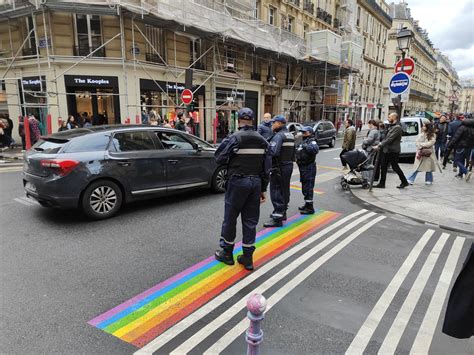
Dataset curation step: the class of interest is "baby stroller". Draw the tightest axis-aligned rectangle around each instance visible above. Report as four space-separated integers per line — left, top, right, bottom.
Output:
340 149 375 190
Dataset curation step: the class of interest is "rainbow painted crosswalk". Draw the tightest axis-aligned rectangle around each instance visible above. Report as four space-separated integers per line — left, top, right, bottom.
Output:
88 209 340 348
290 184 325 195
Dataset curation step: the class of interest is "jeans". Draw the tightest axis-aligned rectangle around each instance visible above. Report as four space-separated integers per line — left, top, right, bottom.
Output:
434 141 446 160
454 148 472 176
379 152 408 186
407 170 433 183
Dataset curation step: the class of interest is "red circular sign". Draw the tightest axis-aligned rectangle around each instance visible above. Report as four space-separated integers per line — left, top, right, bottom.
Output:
181 89 194 105
395 57 415 76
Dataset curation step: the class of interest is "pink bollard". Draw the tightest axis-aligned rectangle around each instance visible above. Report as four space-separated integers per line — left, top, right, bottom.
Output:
246 293 267 355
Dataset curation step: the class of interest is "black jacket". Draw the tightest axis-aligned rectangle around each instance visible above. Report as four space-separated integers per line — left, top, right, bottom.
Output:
257 121 273 140
446 119 474 151
379 122 402 154
434 121 449 142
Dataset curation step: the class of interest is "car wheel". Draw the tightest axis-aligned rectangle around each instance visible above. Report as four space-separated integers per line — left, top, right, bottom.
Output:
81 180 123 219
329 137 335 148
212 166 227 193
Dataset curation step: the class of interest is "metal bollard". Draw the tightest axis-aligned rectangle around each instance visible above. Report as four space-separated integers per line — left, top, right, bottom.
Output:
246 293 267 355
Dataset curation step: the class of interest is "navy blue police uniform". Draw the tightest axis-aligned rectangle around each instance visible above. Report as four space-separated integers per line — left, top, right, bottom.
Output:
214 108 271 271
264 115 295 227
295 126 319 214
257 120 273 139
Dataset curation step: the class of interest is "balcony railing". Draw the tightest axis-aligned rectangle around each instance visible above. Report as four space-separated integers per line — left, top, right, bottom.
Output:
190 60 206 70
73 45 106 57
303 1 314 14
146 53 166 64
364 0 392 26
288 0 300 7
22 47 37 57
316 7 332 25
251 72 261 81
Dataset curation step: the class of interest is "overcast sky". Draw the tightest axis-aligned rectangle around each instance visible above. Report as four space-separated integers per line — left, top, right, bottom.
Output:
404 0 474 80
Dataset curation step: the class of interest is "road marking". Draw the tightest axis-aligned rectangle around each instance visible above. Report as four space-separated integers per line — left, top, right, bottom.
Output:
346 229 435 354
321 144 361 153
289 184 324 195
378 233 450 354
318 165 342 171
169 212 378 354
135 209 369 354
14 197 34 206
90 210 341 347
411 236 465 354
203 215 386 355
0 166 23 173
315 171 341 184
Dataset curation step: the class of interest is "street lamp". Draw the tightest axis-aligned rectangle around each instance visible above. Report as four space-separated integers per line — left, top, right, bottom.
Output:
450 83 461 118
393 27 413 118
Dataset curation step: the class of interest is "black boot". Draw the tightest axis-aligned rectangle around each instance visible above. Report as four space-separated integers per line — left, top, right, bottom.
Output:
215 246 234 265
300 203 314 215
298 204 306 211
264 218 283 228
237 251 254 271
282 212 287 221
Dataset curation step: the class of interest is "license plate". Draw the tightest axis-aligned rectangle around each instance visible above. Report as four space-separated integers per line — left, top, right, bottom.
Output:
25 182 37 193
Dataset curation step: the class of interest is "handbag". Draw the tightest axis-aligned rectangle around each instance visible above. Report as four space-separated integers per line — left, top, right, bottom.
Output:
419 148 432 157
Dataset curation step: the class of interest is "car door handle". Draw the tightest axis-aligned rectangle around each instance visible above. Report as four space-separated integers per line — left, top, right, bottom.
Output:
168 159 179 164
117 161 131 167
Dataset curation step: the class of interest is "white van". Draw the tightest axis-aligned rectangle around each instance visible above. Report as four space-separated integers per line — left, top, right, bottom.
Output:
399 116 424 157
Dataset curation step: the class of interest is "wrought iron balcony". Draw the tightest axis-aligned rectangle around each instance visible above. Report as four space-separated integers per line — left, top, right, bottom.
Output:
303 1 314 14
288 0 300 7
73 45 106 57
146 53 166 64
22 47 37 57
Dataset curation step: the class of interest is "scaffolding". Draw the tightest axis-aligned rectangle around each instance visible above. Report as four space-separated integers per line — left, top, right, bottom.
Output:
0 0 362 140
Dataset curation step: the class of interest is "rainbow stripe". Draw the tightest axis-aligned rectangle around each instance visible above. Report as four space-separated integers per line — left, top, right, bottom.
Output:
88 209 340 347
290 184 325 195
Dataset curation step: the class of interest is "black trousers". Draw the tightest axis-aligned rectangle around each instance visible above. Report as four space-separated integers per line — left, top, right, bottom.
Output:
379 152 408 185
340 149 348 167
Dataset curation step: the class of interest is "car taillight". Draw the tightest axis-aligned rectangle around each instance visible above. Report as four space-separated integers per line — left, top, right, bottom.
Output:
40 159 80 176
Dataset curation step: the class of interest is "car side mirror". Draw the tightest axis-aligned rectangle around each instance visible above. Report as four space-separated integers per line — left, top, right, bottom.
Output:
195 145 203 152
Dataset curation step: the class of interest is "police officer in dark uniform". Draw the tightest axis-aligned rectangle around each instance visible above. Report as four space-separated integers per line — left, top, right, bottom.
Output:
264 115 295 228
214 107 271 271
295 126 319 214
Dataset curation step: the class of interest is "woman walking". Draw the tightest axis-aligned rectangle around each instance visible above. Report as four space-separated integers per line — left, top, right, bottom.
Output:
406 120 441 185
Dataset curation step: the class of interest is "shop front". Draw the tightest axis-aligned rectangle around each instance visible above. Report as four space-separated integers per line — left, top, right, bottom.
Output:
18 76 48 134
282 88 310 123
65 75 120 125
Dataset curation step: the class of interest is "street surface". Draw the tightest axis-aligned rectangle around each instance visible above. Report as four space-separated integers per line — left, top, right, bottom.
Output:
1 136 473 354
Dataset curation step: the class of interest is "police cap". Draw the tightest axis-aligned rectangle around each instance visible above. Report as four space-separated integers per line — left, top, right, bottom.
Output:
299 126 314 134
271 115 286 124
238 107 254 120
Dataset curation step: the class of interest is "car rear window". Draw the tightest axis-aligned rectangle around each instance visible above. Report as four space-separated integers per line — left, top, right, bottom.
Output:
402 121 419 136
63 134 111 153
32 138 68 154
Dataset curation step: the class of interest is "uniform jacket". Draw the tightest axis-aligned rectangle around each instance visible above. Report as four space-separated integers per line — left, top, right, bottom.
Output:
362 128 380 152
412 132 441 173
269 127 295 166
379 122 403 154
296 136 319 164
446 119 474 151
257 121 273 139
342 126 356 150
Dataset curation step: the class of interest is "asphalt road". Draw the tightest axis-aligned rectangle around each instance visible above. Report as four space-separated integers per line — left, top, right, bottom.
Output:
1 135 473 354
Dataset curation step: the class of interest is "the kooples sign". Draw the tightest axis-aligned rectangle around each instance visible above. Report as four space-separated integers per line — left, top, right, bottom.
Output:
20 76 46 91
65 75 118 88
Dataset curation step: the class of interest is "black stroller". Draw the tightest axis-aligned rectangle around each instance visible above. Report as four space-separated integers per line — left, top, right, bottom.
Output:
340 149 375 190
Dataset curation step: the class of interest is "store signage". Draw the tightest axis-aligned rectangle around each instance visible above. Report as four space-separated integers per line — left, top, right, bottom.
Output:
181 89 194 105
38 37 51 48
20 76 46 91
73 78 110 85
395 57 415 76
65 75 118 87
389 72 411 95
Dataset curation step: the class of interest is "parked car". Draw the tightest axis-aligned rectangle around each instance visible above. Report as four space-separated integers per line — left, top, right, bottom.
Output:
23 126 227 219
304 120 337 147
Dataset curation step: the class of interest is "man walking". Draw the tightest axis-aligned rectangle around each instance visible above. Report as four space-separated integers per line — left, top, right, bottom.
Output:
444 118 474 181
296 126 319 215
340 119 356 172
434 114 449 160
374 113 409 189
257 112 273 139
214 108 270 271
264 115 295 227
174 112 186 132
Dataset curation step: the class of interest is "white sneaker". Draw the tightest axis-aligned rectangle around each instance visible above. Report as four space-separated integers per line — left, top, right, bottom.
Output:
466 172 472 183
407 180 414 185
425 181 433 185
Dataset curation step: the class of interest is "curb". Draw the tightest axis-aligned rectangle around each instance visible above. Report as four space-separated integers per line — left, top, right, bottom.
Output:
350 189 474 237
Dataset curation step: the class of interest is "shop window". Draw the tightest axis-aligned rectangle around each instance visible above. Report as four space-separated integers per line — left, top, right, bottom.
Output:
145 25 166 64
74 14 104 57
156 131 194 150
23 16 37 56
112 131 156 152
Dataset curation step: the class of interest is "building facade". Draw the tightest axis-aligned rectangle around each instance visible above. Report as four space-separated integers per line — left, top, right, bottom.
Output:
433 51 458 113
459 79 474 114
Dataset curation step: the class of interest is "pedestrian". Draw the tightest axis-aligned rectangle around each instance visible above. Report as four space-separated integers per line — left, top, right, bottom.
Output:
257 112 273 139
214 107 270 271
18 116 26 151
356 118 363 133
406 120 440 185
444 118 474 181
174 112 186 131
3 114 14 144
58 119 68 132
434 114 449 160
149 116 158 126
264 115 295 228
83 117 93 128
141 110 149 124
373 120 387 182
340 118 356 172
373 113 410 189
67 115 79 129
27 115 41 146
295 126 319 215
448 114 464 137
0 119 12 150
361 119 380 154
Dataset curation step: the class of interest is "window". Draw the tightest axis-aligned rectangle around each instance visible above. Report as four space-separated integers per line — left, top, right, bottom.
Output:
401 122 419 136
65 134 111 153
254 0 260 18
112 131 156 152
74 14 103 56
186 134 214 149
288 16 294 33
24 16 37 55
252 55 260 75
304 23 309 39
268 6 275 26
145 25 165 63
156 131 194 150
190 39 201 65
356 6 361 27
33 138 67 154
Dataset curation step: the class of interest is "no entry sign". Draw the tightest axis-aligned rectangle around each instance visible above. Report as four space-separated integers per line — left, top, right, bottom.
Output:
181 89 194 105
389 72 411 95
395 57 415 76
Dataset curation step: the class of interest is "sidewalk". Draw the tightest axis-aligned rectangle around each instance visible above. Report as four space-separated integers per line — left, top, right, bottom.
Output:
351 163 474 234
0 147 24 168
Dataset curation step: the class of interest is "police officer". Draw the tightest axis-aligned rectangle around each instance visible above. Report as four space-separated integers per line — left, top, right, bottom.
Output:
214 107 271 271
296 126 319 214
264 115 295 227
